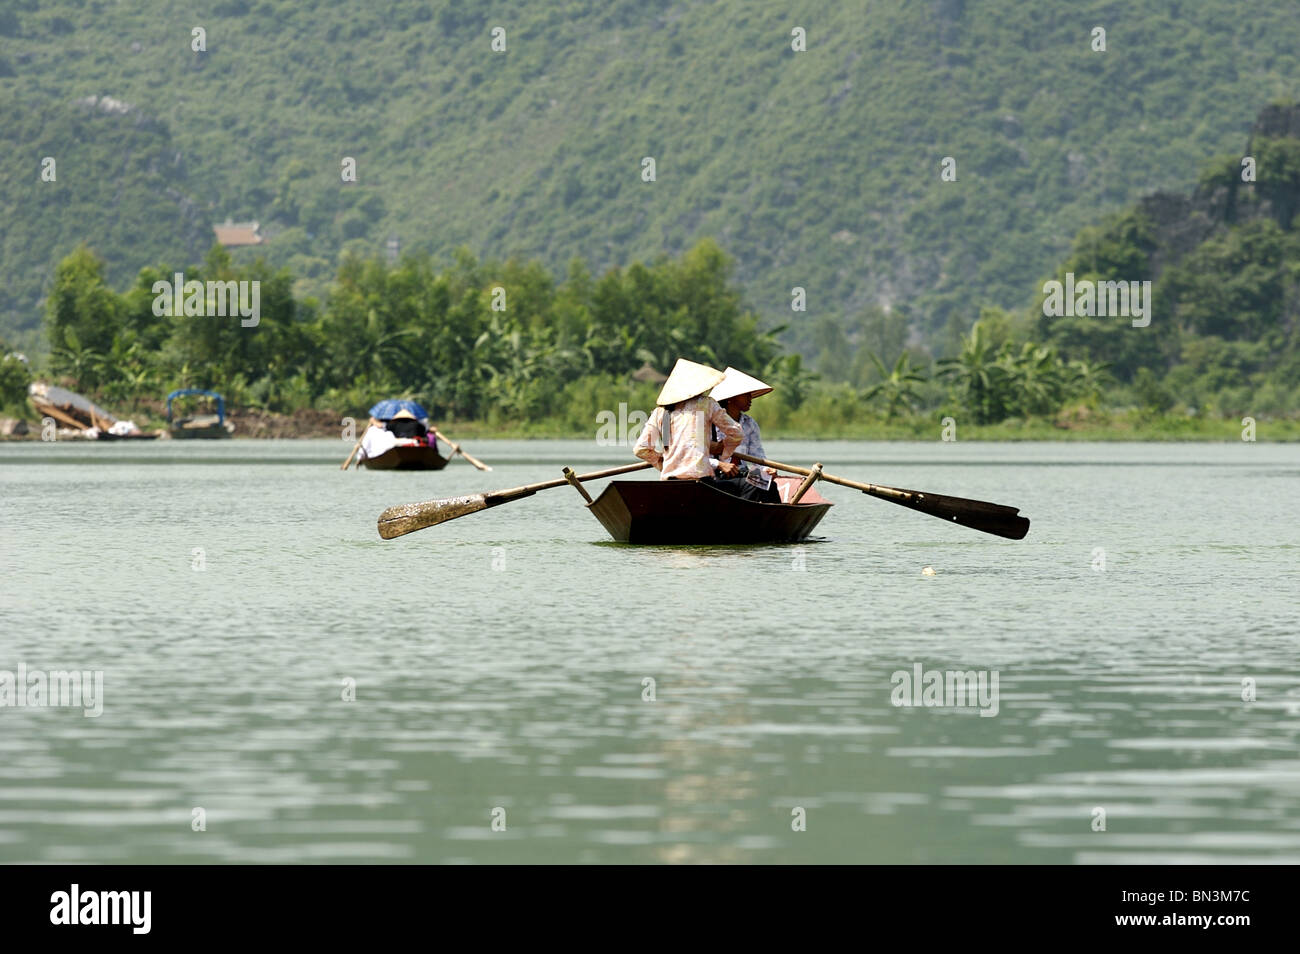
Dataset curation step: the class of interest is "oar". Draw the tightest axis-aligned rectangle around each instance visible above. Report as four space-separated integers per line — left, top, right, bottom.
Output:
431 428 492 471
735 453 1030 540
341 435 364 470
378 461 651 539
342 419 381 470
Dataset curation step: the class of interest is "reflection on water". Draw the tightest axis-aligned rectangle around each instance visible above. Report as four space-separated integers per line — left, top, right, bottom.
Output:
1 440 1298 863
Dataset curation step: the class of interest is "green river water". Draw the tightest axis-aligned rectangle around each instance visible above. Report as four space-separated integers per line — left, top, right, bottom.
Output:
1 439 1297 863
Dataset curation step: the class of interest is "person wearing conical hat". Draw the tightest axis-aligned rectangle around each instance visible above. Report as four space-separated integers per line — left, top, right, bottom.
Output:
360 408 437 463
633 358 743 482
706 366 779 500
384 407 435 443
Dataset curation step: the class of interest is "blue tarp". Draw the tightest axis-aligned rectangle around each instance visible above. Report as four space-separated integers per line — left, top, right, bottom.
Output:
368 399 429 421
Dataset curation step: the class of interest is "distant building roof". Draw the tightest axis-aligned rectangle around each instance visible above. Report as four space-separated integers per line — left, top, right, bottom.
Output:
213 220 265 246
630 362 668 384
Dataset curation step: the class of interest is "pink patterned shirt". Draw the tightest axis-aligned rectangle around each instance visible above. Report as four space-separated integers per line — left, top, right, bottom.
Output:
633 396 743 480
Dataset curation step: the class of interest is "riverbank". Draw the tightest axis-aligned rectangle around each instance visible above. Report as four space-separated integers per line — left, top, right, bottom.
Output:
3 405 1296 441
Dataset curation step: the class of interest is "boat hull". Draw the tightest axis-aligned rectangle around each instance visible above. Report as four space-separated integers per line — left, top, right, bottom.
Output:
169 416 234 439
169 426 232 439
362 445 449 471
587 479 831 544
93 431 161 441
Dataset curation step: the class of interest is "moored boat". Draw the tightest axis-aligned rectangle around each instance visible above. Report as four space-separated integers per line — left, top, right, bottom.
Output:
28 382 160 440
166 389 235 439
362 444 449 470
586 479 832 544
92 429 161 441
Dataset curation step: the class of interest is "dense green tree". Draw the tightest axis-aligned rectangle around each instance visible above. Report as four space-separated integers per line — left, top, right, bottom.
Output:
862 351 928 420
999 343 1066 418
46 246 123 391
28 201 1300 430
0 340 31 413
937 321 1006 424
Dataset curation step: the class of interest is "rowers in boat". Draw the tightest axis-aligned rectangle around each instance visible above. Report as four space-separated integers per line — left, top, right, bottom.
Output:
631 361 780 504
632 358 778 502
357 399 447 470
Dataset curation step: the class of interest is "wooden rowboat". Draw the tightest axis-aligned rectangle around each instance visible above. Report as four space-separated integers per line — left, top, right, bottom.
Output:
586 479 832 544
169 415 234 439
166 389 234 439
362 445 449 471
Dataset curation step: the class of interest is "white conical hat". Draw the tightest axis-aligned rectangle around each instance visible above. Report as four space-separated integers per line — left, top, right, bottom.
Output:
710 367 773 402
656 358 725 406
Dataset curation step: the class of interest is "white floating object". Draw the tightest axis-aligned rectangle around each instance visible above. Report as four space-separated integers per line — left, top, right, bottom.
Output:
921 566 936 576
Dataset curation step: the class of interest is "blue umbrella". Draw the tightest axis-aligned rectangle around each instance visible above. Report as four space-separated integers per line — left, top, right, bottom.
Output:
368 399 429 421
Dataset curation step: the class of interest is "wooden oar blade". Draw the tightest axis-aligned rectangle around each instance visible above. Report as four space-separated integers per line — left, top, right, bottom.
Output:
934 504 1030 540
377 461 649 540
377 494 489 539
867 487 1031 540
733 452 1031 540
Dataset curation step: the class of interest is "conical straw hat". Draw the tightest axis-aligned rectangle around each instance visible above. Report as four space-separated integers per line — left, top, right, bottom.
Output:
710 367 773 402
656 358 725 406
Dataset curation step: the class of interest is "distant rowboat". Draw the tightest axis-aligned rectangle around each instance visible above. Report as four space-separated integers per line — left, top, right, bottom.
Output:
351 398 457 471
586 479 832 544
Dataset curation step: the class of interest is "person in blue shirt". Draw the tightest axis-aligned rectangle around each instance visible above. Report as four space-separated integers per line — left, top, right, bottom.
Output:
708 367 779 502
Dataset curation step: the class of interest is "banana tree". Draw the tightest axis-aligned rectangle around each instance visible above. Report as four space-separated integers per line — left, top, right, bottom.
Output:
999 342 1066 417
937 323 1007 424
862 351 928 420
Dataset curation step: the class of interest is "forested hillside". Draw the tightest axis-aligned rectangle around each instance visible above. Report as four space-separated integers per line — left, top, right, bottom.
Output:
4 99 1296 439
3 0 1299 363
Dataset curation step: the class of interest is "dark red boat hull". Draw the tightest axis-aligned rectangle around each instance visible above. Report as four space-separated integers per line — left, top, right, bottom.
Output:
362 446 449 471
587 479 831 544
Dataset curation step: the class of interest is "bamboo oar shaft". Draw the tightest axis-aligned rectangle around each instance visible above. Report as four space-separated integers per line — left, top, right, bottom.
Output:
433 428 461 455
562 466 594 503
737 453 924 502
791 462 823 503
736 452 1029 539
432 428 492 471
344 420 384 469
488 461 650 501
735 453 889 495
